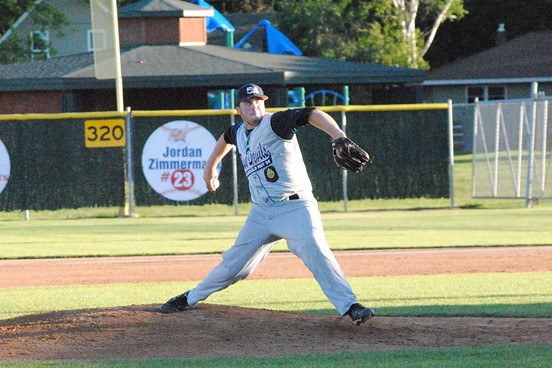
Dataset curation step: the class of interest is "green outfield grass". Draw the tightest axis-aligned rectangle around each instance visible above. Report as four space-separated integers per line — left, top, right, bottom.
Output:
0 346 551 368
0 154 551 367
1 345 551 368
1 207 551 259
2 272 551 320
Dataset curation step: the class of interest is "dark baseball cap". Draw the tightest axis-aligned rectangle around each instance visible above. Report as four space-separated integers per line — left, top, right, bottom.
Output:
236 83 268 104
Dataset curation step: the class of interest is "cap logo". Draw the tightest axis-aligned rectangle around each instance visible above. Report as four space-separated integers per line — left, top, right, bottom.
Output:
248 86 260 95
236 83 267 105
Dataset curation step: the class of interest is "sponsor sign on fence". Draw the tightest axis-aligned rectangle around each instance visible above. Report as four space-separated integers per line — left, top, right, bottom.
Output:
141 120 218 201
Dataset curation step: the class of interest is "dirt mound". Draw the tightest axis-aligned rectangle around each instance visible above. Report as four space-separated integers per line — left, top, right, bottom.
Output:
1 304 551 361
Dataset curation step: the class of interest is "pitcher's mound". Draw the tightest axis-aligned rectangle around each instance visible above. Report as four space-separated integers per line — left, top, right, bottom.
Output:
1 304 550 361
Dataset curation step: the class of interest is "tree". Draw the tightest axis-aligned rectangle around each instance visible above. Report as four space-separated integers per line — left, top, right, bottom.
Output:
275 0 466 69
362 0 467 68
207 0 275 13
0 0 69 64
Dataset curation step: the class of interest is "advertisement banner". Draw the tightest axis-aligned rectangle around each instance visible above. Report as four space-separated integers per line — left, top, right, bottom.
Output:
0 139 10 195
142 120 218 201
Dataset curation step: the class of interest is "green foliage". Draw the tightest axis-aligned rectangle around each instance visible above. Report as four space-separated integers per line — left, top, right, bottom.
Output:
0 0 69 64
362 23 430 69
0 0 34 34
274 0 350 59
274 0 465 68
30 3 69 33
0 35 29 64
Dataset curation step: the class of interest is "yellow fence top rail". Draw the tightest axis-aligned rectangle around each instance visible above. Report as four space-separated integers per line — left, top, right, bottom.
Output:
0 103 449 121
0 111 127 121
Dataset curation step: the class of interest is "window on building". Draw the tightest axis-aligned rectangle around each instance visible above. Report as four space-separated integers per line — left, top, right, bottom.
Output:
467 86 506 103
88 29 106 52
30 30 50 60
467 87 484 103
488 86 506 100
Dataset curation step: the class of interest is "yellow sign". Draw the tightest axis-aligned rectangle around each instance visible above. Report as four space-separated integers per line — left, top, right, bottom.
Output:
84 119 126 148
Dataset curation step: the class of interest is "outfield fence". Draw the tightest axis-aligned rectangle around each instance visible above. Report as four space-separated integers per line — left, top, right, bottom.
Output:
0 103 452 216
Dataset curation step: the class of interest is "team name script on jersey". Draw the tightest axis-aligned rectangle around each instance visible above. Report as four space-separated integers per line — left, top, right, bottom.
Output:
242 143 273 177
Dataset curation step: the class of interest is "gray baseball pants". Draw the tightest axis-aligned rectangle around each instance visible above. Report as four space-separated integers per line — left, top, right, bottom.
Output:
186 195 358 316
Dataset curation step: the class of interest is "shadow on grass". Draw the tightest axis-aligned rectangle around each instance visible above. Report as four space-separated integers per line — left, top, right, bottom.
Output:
304 303 552 318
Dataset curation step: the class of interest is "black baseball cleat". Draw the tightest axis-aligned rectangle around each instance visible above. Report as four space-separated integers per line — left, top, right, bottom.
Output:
346 303 375 326
159 291 195 313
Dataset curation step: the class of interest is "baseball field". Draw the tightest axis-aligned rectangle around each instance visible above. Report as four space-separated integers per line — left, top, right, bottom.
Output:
0 156 551 367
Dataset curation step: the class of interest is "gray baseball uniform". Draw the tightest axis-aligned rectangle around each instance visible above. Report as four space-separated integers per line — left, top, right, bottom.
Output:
186 108 358 315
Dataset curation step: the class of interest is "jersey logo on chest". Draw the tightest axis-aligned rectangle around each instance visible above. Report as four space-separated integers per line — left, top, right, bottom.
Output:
242 142 273 176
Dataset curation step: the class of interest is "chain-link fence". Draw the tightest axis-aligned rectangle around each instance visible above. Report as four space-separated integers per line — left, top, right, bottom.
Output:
0 105 451 213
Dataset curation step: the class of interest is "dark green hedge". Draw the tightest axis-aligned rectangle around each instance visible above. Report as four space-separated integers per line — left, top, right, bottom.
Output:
0 109 449 211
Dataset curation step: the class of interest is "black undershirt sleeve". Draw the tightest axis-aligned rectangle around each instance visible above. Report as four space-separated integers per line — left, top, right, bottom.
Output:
223 123 241 145
271 107 315 139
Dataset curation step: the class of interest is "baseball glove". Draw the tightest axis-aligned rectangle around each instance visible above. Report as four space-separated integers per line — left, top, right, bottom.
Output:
331 137 372 173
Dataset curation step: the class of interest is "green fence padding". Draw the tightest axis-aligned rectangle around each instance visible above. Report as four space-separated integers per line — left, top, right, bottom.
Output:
0 109 449 211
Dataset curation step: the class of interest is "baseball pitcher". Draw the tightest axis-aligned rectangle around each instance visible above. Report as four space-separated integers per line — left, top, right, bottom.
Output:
160 83 374 326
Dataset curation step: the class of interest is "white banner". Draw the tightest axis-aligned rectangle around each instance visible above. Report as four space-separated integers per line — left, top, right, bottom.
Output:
142 120 218 201
0 139 10 195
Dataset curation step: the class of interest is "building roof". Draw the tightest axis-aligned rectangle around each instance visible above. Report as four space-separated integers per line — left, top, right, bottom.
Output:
0 44 425 92
425 31 552 85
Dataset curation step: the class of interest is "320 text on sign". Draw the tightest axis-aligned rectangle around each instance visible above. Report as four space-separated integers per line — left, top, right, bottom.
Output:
84 119 126 148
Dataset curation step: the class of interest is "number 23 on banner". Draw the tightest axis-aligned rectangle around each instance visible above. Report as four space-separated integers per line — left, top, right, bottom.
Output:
84 119 126 148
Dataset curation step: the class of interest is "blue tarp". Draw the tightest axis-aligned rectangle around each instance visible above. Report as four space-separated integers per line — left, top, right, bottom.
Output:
191 0 235 33
234 19 302 56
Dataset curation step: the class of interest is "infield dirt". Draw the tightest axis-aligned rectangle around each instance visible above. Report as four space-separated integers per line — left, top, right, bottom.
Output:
1 246 551 361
